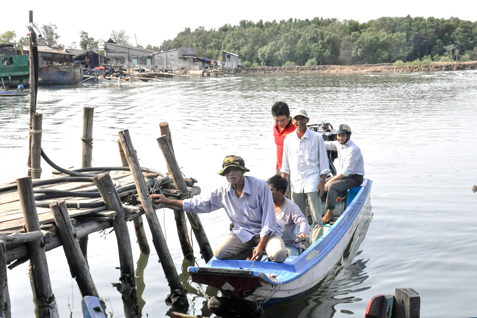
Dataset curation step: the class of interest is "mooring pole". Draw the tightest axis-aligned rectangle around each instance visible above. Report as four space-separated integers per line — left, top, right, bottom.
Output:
27 10 39 177
17 177 59 318
118 129 186 306
0 240 11 318
118 139 150 254
157 135 213 262
79 107 94 259
159 122 194 259
30 113 42 179
94 173 140 318
81 107 94 168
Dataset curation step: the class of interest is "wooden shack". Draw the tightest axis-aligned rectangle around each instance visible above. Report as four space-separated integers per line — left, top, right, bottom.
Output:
152 48 203 72
68 49 110 69
104 40 154 70
221 50 240 69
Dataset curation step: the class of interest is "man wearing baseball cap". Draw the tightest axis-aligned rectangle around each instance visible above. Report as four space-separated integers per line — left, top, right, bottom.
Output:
151 155 288 263
281 109 330 243
322 124 365 224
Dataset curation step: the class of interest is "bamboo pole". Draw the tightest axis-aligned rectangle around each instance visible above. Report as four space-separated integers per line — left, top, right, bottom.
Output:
94 173 140 318
27 10 39 177
118 139 150 254
157 135 213 262
81 107 94 168
30 113 42 179
17 177 59 318
80 107 94 260
118 129 186 305
159 123 193 259
50 201 103 304
0 241 11 318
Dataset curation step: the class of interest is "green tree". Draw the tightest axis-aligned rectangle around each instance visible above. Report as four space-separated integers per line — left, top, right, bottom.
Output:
110 30 131 45
0 30 16 43
17 37 29 50
38 23 62 49
79 31 99 51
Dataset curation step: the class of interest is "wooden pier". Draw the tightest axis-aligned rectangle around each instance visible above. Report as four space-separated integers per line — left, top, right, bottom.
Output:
0 45 212 316
0 119 212 317
0 11 214 318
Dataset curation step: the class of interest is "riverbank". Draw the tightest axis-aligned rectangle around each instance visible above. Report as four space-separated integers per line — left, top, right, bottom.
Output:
239 61 477 74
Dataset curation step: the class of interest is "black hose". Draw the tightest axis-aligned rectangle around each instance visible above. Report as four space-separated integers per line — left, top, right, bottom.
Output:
41 149 97 177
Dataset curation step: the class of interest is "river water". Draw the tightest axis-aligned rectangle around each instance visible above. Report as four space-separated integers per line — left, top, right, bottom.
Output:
1 71 476 318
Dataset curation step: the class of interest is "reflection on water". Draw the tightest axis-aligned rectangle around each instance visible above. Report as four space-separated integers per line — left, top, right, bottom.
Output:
135 252 149 313
1 71 477 317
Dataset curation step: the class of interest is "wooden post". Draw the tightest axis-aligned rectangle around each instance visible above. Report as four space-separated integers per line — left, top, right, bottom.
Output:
118 139 150 254
80 107 94 259
393 288 420 318
30 113 42 179
0 241 11 318
27 10 39 176
81 107 94 168
118 129 186 305
50 201 104 307
159 123 193 259
94 173 140 317
157 135 213 262
17 177 59 318
159 122 174 153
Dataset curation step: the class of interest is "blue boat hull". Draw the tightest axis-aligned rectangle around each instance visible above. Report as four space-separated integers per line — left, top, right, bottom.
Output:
188 179 373 305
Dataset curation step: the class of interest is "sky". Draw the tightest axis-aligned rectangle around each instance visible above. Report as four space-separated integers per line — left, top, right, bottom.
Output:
1 0 475 49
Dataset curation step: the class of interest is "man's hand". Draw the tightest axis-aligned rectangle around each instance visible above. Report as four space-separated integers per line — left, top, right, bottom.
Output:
295 233 309 242
317 180 325 197
251 233 270 261
150 193 168 204
251 246 264 261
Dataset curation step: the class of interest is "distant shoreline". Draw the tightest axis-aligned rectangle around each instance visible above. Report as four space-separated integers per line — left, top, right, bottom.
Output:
239 61 477 75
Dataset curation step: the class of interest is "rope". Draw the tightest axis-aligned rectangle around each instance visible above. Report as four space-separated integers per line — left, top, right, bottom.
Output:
80 137 93 147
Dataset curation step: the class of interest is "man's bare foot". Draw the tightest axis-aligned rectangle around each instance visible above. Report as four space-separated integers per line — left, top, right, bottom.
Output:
322 210 334 224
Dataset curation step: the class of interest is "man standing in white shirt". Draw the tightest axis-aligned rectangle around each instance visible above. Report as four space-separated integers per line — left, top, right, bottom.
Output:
281 109 330 243
322 124 365 224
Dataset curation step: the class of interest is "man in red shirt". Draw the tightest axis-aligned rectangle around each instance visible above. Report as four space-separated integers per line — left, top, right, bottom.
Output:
272 101 296 174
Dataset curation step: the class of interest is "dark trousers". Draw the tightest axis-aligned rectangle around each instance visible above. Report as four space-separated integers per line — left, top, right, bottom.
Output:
326 174 363 210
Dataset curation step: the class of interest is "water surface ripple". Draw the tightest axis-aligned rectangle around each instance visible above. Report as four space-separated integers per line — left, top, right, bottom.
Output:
1 71 476 317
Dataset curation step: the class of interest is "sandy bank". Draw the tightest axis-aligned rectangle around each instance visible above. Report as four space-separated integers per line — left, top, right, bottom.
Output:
239 61 477 75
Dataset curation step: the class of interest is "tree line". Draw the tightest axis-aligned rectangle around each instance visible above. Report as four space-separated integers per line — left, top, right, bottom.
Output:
2 16 477 66
158 16 477 66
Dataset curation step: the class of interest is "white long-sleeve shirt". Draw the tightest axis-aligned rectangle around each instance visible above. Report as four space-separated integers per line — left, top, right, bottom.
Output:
281 128 330 193
324 139 365 177
276 198 310 249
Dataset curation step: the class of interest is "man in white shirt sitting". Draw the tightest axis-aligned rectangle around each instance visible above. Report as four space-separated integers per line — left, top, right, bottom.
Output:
281 109 330 243
322 124 365 224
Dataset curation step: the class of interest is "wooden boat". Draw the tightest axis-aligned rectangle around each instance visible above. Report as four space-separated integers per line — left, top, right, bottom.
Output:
188 178 372 313
0 43 29 87
38 64 83 85
0 90 28 97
